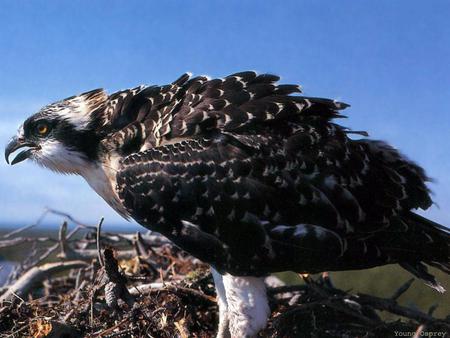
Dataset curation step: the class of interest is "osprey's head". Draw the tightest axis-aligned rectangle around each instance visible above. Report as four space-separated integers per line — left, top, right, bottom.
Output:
5 89 107 174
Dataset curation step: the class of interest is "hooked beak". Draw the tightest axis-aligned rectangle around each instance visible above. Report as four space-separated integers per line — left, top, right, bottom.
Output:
5 136 39 165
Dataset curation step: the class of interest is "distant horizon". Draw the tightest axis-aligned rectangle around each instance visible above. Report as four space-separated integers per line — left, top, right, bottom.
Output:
0 220 139 232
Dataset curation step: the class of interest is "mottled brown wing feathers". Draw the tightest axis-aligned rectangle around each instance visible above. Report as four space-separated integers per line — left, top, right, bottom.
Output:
99 72 347 154
104 72 447 283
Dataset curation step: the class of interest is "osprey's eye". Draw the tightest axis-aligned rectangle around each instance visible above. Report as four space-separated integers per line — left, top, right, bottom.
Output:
36 122 50 136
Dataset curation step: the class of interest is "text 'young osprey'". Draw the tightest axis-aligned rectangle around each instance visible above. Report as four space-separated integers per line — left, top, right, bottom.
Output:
5 71 450 337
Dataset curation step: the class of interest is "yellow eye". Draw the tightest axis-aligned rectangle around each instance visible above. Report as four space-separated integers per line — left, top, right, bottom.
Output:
36 123 49 135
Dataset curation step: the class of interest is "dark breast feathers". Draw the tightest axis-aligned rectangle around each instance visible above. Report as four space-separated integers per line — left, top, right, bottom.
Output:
99 72 448 280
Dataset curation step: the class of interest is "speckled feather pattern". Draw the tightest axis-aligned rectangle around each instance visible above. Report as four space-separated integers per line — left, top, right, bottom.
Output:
90 72 448 287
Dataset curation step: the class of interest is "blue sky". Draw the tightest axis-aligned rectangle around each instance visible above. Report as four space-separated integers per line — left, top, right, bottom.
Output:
0 1 449 230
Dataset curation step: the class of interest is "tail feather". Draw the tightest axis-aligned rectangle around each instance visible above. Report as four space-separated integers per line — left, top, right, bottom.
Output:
407 212 450 237
400 262 446 293
400 212 449 292
427 261 450 274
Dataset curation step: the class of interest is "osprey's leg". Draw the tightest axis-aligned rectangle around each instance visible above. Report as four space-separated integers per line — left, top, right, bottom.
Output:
211 268 231 338
222 273 270 337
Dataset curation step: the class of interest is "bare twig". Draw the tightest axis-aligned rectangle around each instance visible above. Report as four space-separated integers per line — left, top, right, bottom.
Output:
44 208 97 230
96 218 105 267
1 210 48 239
92 315 133 337
0 260 88 302
428 304 438 316
128 282 216 303
57 221 69 259
0 236 54 249
354 293 442 324
391 278 415 300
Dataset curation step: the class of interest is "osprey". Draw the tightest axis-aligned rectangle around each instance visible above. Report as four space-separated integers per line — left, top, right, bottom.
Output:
5 72 450 337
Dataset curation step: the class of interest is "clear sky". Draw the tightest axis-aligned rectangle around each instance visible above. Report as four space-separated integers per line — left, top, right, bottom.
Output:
0 1 449 230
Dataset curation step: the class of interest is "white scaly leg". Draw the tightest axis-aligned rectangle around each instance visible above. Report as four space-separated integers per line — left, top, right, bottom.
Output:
222 273 270 337
211 268 231 338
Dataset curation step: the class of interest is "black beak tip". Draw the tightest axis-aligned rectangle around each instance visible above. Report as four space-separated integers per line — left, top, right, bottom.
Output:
4 137 36 166
4 140 15 165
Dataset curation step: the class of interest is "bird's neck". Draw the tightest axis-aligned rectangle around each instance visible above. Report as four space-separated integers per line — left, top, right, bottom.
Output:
79 154 129 219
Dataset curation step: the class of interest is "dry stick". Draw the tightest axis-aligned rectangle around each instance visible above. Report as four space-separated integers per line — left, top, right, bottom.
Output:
271 279 449 328
2 224 37 239
63 308 76 323
274 300 334 323
4 323 29 337
33 243 60 266
97 218 105 267
57 221 69 259
31 223 89 267
128 282 216 303
89 219 107 331
73 280 89 303
76 249 137 260
45 208 97 230
2 211 92 272
36 246 135 263
274 296 380 330
0 260 88 302
1 209 49 239
92 315 133 337
128 282 165 295
134 231 152 257
390 278 415 300
353 293 448 325
428 304 439 316
325 299 379 327
298 280 380 327
74 268 83 290
0 236 55 249
29 225 83 268
56 218 135 262
90 284 106 329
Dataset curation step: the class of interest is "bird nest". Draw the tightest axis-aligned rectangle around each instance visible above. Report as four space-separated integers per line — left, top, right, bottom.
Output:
0 210 449 337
